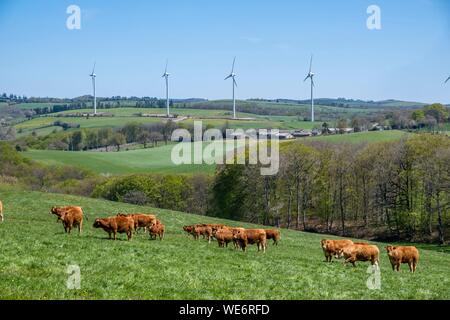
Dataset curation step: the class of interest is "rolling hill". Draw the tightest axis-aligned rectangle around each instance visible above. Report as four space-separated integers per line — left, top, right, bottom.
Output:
0 185 449 299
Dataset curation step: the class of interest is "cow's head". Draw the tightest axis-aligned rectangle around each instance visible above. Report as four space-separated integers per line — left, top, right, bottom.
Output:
385 245 396 253
211 225 223 235
93 218 103 228
320 239 328 250
232 228 244 239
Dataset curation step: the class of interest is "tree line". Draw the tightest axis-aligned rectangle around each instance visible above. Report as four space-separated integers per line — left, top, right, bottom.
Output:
208 134 450 244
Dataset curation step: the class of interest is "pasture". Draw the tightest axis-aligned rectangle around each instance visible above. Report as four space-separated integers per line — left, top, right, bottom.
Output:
23 142 221 175
0 186 449 299
22 131 408 175
308 130 409 143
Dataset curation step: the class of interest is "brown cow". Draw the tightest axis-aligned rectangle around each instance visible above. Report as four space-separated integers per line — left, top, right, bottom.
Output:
385 245 419 273
265 229 281 246
193 225 213 243
93 215 135 240
50 206 84 235
320 239 354 262
0 200 3 222
233 228 267 253
214 228 235 248
212 226 243 249
183 225 196 238
337 244 380 267
149 220 165 241
117 213 156 233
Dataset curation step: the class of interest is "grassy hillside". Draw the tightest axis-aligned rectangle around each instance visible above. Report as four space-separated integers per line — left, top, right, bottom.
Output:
0 186 448 299
22 131 407 175
15 111 322 137
308 130 409 143
23 142 221 175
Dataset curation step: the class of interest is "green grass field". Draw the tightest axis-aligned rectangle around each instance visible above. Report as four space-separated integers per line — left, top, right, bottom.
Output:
22 131 407 175
23 142 222 175
308 130 409 143
0 185 448 299
14 108 323 137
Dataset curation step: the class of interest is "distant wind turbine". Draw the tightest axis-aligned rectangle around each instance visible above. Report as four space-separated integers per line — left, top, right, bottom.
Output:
445 76 450 84
224 57 238 119
303 55 315 123
89 62 97 115
162 60 170 117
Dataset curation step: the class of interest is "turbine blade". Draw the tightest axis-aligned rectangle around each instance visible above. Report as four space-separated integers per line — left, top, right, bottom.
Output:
312 78 315 88
309 55 313 73
165 59 168 74
225 74 232 80
445 76 450 84
231 56 236 74
92 62 96 75
233 78 237 87
303 75 310 82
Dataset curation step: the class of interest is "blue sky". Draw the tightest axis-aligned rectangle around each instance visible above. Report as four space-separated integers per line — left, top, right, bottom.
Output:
0 0 449 103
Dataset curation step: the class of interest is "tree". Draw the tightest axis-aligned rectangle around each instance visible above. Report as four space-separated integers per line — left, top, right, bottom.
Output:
149 131 164 147
321 122 329 135
109 133 126 151
70 130 86 151
423 103 449 124
138 131 151 148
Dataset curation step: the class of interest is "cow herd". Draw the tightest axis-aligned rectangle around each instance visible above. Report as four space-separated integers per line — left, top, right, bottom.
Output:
0 201 420 272
320 239 420 272
182 224 281 253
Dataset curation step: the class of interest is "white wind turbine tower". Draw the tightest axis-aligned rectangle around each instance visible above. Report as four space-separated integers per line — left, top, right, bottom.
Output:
162 60 170 117
224 57 238 119
89 62 97 115
303 55 315 122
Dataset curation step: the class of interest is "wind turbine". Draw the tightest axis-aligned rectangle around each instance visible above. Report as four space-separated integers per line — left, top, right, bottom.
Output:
445 76 450 84
89 62 97 115
224 57 237 119
303 55 315 122
162 60 170 117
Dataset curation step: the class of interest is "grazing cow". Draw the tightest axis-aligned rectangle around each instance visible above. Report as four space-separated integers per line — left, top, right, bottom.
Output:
265 229 281 246
149 220 165 241
118 213 156 233
337 244 380 267
385 245 419 273
193 225 213 243
214 228 235 248
183 225 196 238
0 200 3 222
93 215 135 240
212 226 243 249
50 206 84 235
320 239 354 262
233 228 267 253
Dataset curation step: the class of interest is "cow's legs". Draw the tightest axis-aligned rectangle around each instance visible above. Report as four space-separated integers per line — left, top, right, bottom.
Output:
78 221 83 235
